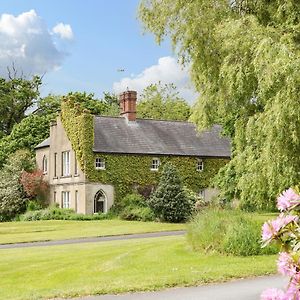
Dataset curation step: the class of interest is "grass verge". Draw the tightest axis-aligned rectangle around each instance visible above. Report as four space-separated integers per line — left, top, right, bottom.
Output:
0 219 185 244
0 236 276 300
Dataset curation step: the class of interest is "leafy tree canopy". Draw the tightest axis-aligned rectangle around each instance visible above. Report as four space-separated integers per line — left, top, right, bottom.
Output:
139 0 300 210
0 91 119 168
137 82 191 121
0 75 41 138
0 149 34 221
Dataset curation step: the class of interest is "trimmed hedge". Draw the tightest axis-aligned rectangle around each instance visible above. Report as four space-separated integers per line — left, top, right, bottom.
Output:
18 206 114 221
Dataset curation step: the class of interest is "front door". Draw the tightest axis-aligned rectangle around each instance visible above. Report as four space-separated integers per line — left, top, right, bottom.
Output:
94 190 106 213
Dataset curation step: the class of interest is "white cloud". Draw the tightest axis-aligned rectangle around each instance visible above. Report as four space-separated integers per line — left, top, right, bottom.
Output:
113 56 198 103
0 10 73 77
52 23 73 40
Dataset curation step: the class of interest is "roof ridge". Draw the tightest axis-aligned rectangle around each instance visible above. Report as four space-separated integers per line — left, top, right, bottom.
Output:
94 115 194 124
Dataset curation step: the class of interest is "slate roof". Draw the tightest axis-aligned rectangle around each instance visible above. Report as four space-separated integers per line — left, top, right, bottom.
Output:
93 116 231 157
35 137 50 149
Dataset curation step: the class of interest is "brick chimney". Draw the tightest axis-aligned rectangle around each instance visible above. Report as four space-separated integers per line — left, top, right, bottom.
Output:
119 90 137 122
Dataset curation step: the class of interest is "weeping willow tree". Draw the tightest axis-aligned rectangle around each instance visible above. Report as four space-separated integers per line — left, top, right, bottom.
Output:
139 1 300 210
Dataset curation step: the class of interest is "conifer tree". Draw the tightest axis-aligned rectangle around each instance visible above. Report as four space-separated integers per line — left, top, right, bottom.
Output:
148 163 193 222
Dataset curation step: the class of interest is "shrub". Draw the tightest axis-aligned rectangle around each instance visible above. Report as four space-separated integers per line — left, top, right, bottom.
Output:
20 169 49 204
187 209 278 256
18 206 114 221
26 200 43 211
260 188 300 299
148 163 193 222
119 193 155 221
183 186 206 212
120 206 155 221
120 193 147 209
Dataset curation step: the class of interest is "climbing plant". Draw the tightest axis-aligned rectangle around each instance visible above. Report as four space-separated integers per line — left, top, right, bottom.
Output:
61 96 228 204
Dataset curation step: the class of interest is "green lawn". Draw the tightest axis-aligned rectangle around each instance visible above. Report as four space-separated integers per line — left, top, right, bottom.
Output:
0 219 185 244
0 235 276 300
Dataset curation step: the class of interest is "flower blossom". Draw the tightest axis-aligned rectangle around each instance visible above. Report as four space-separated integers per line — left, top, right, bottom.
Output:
277 252 299 276
261 288 285 300
277 188 300 211
284 274 300 300
262 214 298 243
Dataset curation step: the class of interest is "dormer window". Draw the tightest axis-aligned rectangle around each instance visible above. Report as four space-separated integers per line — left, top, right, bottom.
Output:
151 158 160 171
95 158 105 170
197 159 204 172
42 155 47 174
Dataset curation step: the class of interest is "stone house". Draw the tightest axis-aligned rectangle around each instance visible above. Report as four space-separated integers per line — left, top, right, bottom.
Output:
35 91 231 214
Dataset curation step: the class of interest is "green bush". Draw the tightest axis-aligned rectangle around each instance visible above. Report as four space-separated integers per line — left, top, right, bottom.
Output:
119 193 155 221
26 200 43 211
187 209 278 256
120 206 155 221
148 163 193 223
120 193 147 209
18 206 114 221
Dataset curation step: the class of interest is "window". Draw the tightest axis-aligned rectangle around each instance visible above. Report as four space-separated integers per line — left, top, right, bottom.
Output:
75 190 79 212
151 158 160 171
197 159 204 172
62 191 70 208
62 151 70 176
42 155 47 174
54 153 57 177
54 191 56 203
95 158 105 170
74 154 78 175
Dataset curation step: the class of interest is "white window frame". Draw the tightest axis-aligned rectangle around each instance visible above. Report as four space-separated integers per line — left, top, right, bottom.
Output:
62 191 70 209
42 155 47 174
75 190 79 213
95 158 106 170
74 154 78 176
54 153 57 177
197 159 204 172
62 151 70 176
150 158 160 171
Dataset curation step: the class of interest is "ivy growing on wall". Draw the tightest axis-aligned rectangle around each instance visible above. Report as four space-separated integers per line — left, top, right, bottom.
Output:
61 98 229 202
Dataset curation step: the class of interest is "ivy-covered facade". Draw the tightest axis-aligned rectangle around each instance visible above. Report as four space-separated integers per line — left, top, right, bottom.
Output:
35 91 230 214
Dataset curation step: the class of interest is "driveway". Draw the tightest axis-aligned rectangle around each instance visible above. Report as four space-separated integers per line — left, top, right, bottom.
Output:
0 230 185 249
73 275 287 300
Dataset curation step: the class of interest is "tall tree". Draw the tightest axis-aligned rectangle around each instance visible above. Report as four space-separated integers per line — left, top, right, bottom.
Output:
0 76 41 137
0 149 34 221
137 82 191 121
139 0 300 210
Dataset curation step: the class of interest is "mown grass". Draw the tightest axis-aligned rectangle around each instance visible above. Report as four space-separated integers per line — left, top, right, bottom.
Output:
0 236 276 300
0 219 185 244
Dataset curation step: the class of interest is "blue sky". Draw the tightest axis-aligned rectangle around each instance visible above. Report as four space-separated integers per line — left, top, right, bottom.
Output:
0 1 196 102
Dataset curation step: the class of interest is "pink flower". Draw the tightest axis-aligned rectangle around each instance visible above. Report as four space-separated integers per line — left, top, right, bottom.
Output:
262 214 298 243
277 252 298 276
277 188 300 211
261 288 285 300
284 274 300 300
